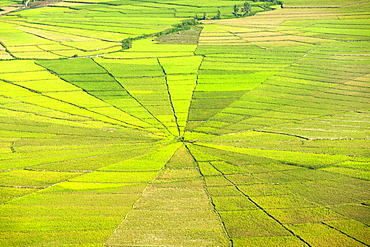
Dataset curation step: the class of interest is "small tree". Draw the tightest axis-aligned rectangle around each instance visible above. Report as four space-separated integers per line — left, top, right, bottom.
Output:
122 38 132 50
215 8 221 19
203 12 208 20
243 2 251 16
233 5 239 15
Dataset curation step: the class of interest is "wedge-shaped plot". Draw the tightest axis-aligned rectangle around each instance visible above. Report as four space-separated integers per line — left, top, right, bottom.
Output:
213 196 258 211
267 207 344 224
328 204 370 225
33 144 161 171
11 51 61 59
48 70 168 132
105 158 229 246
324 219 370 245
36 58 107 75
204 176 233 187
99 143 181 172
287 223 366 247
44 91 115 108
238 183 294 197
254 170 308 184
0 28 54 47
12 79 82 92
0 215 121 232
164 70 199 135
200 144 351 169
91 107 155 129
0 203 131 218
29 28 94 42
0 169 81 187
207 186 244 197
62 40 121 51
165 145 197 168
0 70 61 82
0 183 141 246
0 52 12 59
220 210 290 238
158 56 203 74
233 236 308 247
70 171 158 183
198 162 223 176
61 73 119 82
94 57 164 77
251 195 319 209
47 182 147 194
320 166 370 180
154 168 201 182
0 187 37 204
211 161 252 174
0 230 112 247
0 59 45 73
7 45 47 54
0 147 116 171
115 77 178 136
188 91 246 123
0 94 151 134
106 228 229 247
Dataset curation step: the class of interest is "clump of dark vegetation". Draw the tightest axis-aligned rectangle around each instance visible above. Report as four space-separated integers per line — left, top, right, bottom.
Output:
253 0 284 8
121 38 132 50
233 0 283 17
158 19 199 36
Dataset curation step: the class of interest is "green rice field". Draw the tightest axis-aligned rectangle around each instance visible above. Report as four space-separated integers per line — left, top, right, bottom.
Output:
0 0 369 246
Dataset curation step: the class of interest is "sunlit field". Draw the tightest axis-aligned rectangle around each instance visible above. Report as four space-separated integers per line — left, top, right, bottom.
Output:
0 0 369 246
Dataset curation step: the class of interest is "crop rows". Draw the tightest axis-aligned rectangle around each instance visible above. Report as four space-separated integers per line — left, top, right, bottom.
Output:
0 0 369 246
0 0 262 59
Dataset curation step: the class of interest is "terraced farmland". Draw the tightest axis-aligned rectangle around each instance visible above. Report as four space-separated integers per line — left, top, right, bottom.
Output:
0 0 369 246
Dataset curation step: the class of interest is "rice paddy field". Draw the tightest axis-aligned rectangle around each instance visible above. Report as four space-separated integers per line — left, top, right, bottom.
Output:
0 0 369 246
